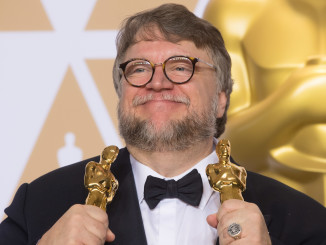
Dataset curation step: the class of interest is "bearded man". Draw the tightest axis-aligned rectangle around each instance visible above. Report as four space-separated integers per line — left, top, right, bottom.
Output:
1 4 325 245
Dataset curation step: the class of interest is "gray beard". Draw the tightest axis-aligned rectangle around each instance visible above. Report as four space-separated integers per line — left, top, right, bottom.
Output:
118 102 217 152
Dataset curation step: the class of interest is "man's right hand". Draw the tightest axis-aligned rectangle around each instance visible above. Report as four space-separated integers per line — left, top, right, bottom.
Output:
38 204 115 245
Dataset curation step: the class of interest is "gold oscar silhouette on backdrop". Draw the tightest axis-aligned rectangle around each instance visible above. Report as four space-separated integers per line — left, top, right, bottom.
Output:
206 139 247 203
204 0 326 205
84 146 119 211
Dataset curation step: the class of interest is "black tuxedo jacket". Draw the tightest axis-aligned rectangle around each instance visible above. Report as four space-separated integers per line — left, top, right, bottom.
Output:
1 148 325 245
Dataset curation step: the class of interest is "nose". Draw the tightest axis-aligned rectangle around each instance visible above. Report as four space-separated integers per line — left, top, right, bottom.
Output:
145 63 174 91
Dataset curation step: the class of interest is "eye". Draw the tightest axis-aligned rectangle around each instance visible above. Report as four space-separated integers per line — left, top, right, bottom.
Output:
175 66 186 72
133 67 146 73
166 57 193 74
125 61 152 76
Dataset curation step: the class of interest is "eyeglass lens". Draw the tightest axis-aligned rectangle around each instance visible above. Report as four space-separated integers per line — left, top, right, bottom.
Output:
123 56 194 86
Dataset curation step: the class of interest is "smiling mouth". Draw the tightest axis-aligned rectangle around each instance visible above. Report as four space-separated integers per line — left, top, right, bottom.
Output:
132 93 190 107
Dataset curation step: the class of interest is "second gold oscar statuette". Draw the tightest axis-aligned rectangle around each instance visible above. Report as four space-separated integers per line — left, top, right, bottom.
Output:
84 145 119 211
206 139 247 203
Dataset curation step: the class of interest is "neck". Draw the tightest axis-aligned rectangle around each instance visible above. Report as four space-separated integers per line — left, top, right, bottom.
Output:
127 137 214 177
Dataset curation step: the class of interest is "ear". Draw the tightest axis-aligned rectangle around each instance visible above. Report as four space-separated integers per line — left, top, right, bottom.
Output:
216 92 227 118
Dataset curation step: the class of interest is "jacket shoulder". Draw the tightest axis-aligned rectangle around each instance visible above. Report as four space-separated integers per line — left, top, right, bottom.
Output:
245 171 326 244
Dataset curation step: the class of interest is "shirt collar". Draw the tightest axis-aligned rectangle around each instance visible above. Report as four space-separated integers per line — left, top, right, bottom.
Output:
130 138 220 210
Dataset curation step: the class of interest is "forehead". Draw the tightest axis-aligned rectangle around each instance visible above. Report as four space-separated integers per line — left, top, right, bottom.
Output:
121 27 212 61
124 39 211 62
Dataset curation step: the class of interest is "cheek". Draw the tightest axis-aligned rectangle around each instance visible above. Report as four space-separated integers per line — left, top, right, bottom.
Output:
119 87 132 110
188 84 217 110
119 84 141 112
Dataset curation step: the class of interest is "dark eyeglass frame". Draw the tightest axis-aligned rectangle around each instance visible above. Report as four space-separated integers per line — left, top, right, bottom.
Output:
119 55 216 87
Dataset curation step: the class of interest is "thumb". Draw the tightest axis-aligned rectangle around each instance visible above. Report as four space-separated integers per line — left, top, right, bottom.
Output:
206 213 218 228
106 229 115 242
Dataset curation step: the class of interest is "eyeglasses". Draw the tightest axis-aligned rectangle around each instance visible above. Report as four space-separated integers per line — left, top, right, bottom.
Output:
119 55 216 87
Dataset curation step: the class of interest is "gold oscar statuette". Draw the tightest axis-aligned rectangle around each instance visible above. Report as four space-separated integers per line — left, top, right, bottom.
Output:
206 139 247 203
84 145 119 211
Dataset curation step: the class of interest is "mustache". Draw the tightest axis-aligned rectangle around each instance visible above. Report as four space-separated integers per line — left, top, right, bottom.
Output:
132 93 190 106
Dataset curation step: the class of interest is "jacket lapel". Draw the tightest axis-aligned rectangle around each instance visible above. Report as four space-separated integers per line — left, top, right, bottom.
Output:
107 148 147 245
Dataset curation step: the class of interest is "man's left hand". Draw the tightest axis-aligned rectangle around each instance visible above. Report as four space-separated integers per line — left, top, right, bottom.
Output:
207 199 271 245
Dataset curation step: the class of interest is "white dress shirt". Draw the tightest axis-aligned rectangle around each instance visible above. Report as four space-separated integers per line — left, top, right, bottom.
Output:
130 142 221 245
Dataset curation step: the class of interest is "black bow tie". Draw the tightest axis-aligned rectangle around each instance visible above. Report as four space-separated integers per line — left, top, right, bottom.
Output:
144 169 203 209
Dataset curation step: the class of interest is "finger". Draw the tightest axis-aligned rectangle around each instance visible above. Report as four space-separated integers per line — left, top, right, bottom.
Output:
84 215 108 242
217 209 249 242
106 229 116 242
217 221 244 245
217 199 246 221
84 205 109 226
70 205 108 242
206 213 218 228
222 223 241 241
78 225 106 245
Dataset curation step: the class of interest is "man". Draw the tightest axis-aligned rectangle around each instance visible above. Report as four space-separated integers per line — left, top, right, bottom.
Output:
0 4 325 245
